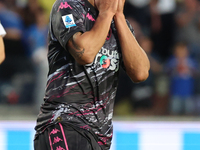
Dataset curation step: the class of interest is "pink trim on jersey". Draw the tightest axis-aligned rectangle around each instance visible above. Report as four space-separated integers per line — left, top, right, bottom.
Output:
46 71 66 88
49 133 54 150
59 123 69 150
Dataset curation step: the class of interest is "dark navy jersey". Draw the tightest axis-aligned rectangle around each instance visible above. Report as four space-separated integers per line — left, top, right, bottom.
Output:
35 0 134 149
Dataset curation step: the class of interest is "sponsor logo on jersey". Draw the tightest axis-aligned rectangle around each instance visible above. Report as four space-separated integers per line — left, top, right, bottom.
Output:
94 47 120 72
100 55 110 69
62 14 76 28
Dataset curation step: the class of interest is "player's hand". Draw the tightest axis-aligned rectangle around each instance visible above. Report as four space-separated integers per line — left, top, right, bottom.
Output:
116 0 125 15
94 0 118 15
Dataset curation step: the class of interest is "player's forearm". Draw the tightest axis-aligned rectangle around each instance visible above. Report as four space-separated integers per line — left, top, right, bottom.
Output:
0 37 5 64
114 13 150 82
68 12 114 65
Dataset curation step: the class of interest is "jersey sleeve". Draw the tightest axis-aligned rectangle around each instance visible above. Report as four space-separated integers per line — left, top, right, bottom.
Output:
51 1 86 50
0 23 6 37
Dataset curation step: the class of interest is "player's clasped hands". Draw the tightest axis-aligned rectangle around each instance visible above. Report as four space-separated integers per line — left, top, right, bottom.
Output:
94 0 125 16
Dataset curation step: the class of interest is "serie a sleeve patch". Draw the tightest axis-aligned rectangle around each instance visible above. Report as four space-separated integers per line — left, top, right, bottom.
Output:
62 14 77 28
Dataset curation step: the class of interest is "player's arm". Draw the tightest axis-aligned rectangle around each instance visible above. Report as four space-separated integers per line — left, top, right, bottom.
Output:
0 23 6 64
0 36 5 64
67 0 118 65
114 0 150 83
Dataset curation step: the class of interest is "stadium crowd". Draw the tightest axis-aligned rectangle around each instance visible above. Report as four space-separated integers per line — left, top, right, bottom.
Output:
0 0 200 116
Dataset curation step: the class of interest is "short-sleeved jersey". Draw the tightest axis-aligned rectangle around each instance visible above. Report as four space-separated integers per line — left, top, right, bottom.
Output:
0 23 6 37
35 0 134 149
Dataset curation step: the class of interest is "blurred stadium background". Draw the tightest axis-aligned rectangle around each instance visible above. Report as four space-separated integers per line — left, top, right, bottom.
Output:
0 0 200 149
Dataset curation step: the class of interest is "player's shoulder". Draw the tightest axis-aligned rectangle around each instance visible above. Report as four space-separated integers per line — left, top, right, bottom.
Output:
53 0 84 11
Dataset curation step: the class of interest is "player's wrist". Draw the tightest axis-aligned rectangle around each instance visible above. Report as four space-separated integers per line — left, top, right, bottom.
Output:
114 12 125 23
114 12 125 19
98 10 115 18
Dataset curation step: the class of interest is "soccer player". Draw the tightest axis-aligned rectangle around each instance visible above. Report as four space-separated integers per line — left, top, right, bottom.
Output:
0 22 6 64
34 0 150 150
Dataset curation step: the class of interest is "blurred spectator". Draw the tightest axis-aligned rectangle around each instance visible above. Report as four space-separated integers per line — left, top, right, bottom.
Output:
124 0 151 35
175 0 200 48
124 0 176 62
150 0 176 62
0 0 48 107
0 22 6 64
23 6 48 56
0 0 23 48
175 0 200 88
165 42 198 115
174 0 200 115
23 6 48 112
19 2 37 29
0 0 34 104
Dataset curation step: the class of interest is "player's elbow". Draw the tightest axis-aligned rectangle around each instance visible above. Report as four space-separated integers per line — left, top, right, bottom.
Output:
77 55 94 65
84 59 94 65
0 52 5 64
0 57 5 64
130 70 149 83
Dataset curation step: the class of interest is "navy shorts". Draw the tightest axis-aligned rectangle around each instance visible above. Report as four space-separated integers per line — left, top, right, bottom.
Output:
34 123 102 150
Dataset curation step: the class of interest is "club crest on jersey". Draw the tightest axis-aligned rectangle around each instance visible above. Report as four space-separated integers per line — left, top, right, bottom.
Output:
62 14 76 28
